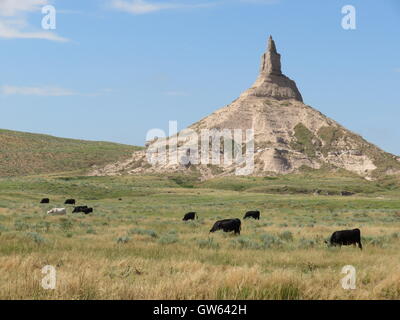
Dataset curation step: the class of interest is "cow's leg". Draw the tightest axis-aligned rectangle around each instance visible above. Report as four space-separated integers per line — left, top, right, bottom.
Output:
358 241 363 250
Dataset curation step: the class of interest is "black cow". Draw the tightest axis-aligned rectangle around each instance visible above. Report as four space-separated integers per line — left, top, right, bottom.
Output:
40 198 50 204
243 210 260 220
72 206 88 213
82 207 93 214
341 191 354 196
183 212 197 221
210 219 241 235
64 199 76 205
326 228 362 250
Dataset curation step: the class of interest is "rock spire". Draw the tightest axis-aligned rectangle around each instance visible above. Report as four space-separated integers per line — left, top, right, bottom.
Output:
260 36 282 75
242 35 303 102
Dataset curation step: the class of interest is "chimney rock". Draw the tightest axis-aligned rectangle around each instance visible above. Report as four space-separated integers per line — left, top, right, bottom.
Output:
242 35 303 102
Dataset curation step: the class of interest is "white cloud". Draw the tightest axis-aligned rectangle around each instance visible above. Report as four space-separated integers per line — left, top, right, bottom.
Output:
0 85 116 97
239 0 279 4
110 0 279 15
110 0 214 14
0 0 48 16
0 21 67 41
0 85 76 96
0 0 68 41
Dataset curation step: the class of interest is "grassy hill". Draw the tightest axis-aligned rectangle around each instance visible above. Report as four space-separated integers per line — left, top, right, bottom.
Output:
0 129 142 177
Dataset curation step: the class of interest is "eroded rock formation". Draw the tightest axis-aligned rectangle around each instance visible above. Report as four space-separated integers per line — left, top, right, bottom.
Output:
90 36 400 180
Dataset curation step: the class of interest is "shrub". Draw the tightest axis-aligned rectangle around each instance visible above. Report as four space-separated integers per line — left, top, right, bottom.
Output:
197 238 219 249
59 219 73 231
230 237 261 250
158 233 178 244
187 220 202 228
25 232 46 244
279 231 294 242
15 220 29 231
260 234 283 248
298 238 316 249
86 228 96 234
116 236 130 244
390 232 400 239
34 221 51 233
128 228 158 238
364 236 387 248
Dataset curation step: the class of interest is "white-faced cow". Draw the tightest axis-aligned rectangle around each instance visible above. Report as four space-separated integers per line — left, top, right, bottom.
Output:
326 228 362 250
47 208 67 215
183 212 197 221
210 219 241 235
243 210 260 220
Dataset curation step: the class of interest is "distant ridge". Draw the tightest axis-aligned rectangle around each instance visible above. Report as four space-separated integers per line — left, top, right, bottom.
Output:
0 128 140 177
91 36 400 180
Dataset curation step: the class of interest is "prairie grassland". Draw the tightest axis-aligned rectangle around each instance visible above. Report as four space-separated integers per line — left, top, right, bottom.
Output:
0 128 140 177
0 173 400 299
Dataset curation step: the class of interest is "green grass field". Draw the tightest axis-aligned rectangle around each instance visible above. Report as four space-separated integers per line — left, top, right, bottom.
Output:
0 129 141 177
1 172 400 299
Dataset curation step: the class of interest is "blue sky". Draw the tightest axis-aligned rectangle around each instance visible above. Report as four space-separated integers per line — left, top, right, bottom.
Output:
0 0 399 155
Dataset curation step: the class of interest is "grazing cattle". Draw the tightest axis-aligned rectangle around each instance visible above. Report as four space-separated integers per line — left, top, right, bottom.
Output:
210 219 241 235
243 210 260 220
326 228 362 250
183 212 197 221
82 207 93 215
47 208 67 215
40 198 50 204
341 191 354 196
72 206 88 213
64 199 76 205
118 198 122 201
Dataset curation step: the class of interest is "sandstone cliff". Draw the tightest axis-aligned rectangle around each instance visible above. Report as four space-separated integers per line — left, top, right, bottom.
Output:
91 36 400 180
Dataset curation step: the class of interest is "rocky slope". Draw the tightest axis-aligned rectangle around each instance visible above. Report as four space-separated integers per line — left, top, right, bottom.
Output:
90 36 400 180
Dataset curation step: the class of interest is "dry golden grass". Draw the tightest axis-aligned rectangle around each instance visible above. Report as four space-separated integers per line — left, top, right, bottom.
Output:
0 174 400 299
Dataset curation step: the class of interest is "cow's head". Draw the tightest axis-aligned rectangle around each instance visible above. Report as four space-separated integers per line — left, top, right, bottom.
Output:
209 225 219 233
